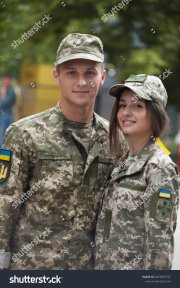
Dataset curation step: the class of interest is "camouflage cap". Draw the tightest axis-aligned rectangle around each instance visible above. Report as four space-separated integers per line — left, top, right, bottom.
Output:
109 74 168 108
55 33 104 66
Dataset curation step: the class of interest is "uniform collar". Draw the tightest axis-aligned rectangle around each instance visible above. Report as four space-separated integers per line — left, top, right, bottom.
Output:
54 102 108 139
111 140 158 181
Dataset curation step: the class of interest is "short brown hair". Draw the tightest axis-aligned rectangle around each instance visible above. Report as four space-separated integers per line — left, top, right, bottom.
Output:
109 92 169 158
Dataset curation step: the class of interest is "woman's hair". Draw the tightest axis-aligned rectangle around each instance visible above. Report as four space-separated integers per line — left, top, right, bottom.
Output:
109 88 170 158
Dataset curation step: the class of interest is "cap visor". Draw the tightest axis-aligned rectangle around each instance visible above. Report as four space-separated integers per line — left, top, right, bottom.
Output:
109 84 127 97
109 83 152 101
55 53 103 66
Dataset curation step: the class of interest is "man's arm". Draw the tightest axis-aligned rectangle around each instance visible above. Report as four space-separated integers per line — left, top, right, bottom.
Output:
0 124 29 269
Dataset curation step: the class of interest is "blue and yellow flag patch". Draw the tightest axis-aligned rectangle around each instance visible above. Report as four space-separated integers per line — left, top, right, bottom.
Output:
159 189 171 199
0 149 11 161
0 149 12 183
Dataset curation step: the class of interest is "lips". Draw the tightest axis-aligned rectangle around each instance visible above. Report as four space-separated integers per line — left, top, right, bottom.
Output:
72 91 89 93
123 120 136 124
121 120 136 127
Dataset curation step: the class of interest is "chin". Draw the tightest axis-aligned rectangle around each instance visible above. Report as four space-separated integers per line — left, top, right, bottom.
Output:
121 128 133 135
72 97 86 103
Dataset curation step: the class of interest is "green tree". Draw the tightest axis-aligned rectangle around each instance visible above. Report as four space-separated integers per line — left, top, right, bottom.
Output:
0 0 179 107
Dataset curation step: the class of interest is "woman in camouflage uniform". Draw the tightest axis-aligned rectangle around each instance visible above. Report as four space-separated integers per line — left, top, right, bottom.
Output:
95 74 179 270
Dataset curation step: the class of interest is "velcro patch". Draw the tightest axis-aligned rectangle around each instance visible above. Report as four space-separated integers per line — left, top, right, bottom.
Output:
155 198 173 222
125 74 147 83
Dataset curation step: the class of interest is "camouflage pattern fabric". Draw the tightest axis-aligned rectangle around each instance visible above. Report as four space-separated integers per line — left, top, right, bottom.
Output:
0 102 117 269
55 33 104 66
109 74 168 108
95 140 179 270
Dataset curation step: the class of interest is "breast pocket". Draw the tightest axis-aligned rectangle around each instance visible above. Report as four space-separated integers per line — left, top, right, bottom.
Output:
35 152 73 188
112 181 147 212
25 152 74 226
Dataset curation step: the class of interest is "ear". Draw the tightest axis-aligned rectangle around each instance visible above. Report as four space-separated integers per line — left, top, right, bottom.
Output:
53 68 59 84
100 69 106 86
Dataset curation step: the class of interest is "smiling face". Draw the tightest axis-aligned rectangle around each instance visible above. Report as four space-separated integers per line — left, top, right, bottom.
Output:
54 59 106 109
117 89 153 139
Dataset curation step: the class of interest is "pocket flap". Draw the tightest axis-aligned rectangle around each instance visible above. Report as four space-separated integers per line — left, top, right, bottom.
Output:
98 157 113 164
37 152 71 160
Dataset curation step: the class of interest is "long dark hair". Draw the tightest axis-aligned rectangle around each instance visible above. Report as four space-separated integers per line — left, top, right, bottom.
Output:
109 89 169 158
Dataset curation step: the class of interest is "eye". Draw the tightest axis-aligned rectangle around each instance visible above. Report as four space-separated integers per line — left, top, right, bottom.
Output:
67 70 76 76
86 70 96 76
119 104 126 109
135 104 143 109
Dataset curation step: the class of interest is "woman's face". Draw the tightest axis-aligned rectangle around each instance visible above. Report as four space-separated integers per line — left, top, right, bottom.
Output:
117 89 153 138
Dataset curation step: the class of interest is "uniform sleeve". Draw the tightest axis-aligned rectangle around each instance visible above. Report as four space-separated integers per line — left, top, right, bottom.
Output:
143 162 179 270
0 124 30 268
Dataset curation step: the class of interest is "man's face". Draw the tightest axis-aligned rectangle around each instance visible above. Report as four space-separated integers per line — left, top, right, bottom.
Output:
54 59 106 108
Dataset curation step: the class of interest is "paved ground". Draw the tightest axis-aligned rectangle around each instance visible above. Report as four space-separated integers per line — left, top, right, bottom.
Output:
172 207 180 270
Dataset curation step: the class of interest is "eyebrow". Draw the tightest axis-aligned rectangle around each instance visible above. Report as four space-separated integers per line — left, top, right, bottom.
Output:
119 97 144 102
64 67 76 70
86 67 96 70
64 67 96 71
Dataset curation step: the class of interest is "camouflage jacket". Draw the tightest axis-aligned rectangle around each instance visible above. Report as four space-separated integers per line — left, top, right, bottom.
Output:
95 140 179 270
0 103 116 269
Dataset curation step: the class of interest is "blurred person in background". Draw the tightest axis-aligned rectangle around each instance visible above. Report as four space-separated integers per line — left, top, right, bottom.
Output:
0 75 16 146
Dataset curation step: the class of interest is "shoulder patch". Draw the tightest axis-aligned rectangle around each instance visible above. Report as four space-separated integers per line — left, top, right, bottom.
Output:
159 189 171 199
0 149 12 183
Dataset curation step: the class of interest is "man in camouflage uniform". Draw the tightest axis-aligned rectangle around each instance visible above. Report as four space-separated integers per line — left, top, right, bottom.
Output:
95 74 179 269
0 33 120 269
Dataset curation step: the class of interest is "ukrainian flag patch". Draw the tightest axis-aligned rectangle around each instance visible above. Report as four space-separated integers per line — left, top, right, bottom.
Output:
0 149 11 161
0 149 12 183
159 189 171 199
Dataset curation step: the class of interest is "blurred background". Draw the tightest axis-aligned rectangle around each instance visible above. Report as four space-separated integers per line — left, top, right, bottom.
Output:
0 0 180 269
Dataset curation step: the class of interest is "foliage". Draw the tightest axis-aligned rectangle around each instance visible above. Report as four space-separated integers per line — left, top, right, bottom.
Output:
0 0 180 107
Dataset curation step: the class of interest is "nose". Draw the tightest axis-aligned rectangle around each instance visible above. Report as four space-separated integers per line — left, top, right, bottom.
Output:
122 106 132 116
77 76 87 87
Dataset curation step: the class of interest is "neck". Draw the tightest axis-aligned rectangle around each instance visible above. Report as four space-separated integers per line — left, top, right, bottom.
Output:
127 135 151 154
59 101 94 123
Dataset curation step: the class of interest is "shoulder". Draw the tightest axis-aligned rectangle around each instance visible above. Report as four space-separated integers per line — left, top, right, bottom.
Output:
94 112 109 132
8 107 55 129
146 144 178 178
149 144 176 167
3 107 56 143
15 107 55 126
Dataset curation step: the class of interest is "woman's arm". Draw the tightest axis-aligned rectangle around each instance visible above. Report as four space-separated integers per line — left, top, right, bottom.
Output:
143 162 179 269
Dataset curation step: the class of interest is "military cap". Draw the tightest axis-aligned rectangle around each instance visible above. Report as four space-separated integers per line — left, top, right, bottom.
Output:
55 33 104 66
109 74 168 108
